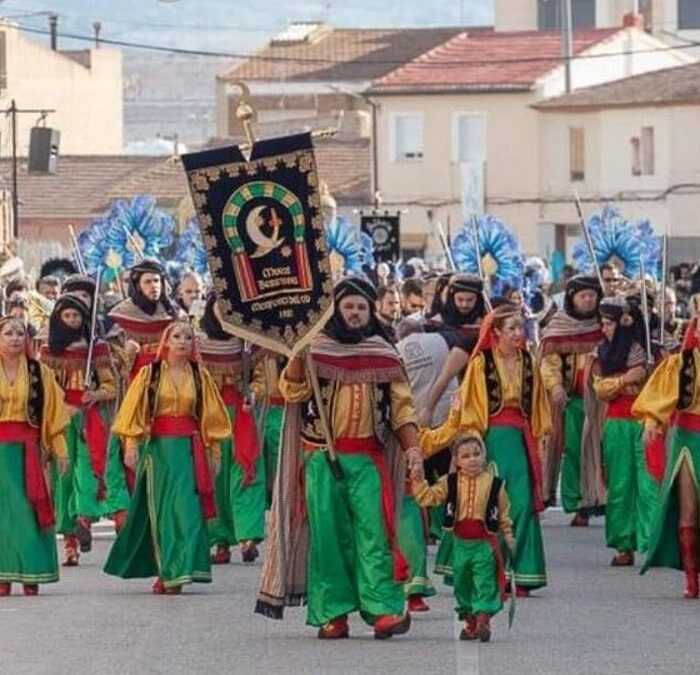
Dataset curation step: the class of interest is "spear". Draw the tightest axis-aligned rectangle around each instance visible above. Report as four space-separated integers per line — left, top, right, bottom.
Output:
659 232 668 349
84 268 103 390
436 221 455 271
572 191 606 293
639 255 654 366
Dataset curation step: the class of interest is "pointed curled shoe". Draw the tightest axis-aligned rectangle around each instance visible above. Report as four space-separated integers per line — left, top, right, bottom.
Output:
22 584 38 597
374 612 411 640
317 615 349 640
407 595 430 612
0 583 11 597
569 513 589 528
459 616 478 641
152 578 166 595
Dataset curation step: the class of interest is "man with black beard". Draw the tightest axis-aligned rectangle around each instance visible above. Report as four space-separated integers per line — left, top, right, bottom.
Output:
258 276 423 640
540 275 603 523
108 260 181 382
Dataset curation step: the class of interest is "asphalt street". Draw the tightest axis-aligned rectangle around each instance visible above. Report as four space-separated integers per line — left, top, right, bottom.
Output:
2 510 698 675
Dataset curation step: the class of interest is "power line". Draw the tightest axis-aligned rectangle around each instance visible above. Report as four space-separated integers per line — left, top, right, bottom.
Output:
12 22 700 68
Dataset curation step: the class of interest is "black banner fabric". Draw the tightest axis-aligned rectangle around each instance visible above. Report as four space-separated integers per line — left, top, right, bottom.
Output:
182 132 333 357
360 213 400 263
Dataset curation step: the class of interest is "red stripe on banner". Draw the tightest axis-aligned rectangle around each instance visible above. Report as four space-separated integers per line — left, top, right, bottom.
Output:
312 353 402 371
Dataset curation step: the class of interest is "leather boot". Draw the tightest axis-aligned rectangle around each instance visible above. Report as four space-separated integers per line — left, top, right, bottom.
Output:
679 527 699 599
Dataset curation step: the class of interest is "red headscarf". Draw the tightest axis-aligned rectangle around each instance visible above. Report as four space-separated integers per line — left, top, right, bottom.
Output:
471 303 523 358
154 319 201 363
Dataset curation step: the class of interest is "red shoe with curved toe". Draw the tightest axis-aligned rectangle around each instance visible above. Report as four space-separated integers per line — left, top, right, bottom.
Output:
152 578 165 595
407 595 430 612
515 587 530 598
570 513 589 527
317 615 349 639
374 613 411 640
0 583 11 596
459 616 478 641
164 585 182 595
211 545 232 565
22 584 38 597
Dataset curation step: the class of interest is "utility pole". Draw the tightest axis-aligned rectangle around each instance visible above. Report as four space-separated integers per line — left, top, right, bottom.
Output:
2 101 56 238
562 0 573 93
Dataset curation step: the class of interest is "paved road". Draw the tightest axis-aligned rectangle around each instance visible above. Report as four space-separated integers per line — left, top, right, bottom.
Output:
2 511 698 675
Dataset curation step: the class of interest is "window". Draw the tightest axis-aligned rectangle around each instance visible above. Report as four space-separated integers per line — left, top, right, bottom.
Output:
679 0 700 29
631 126 655 176
569 126 585 181
453 113 486 163
538 0 596 30
390 113 423 162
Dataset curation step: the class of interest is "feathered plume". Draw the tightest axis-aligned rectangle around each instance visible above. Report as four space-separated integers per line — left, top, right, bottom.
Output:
450 215 524 296
325 216 375 276
572 205 661 279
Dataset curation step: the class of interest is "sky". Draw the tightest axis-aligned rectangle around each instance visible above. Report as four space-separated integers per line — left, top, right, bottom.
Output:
0 0 495 55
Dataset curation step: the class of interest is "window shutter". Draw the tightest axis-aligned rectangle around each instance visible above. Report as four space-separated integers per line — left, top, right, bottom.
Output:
641 126 655 175
456 115 486 163
569 127 585 182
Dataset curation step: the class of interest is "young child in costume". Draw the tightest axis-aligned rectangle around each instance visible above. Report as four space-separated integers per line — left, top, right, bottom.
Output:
412 434 514 642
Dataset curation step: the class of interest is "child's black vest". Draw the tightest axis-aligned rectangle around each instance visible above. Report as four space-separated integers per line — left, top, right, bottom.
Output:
442 473 503 534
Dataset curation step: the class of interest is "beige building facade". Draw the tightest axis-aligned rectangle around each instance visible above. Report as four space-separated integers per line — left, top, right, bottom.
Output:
0 20 123 158
370 26 693 256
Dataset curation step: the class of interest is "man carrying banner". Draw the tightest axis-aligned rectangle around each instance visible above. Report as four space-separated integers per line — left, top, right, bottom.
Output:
258 277 423 639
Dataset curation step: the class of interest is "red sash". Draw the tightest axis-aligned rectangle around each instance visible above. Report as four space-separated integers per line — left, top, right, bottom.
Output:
330 436 410 583
64 389 108 499
267 396 285 406
150 416 217 519
453 518 507 595
489 408 545 513
0 422 54 529
221 385 260 485
676 411 700 433
607 395 636 420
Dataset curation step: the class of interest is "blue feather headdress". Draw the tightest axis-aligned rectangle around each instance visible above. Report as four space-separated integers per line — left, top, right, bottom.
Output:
79 194 176 281
450 215 524 296
572 205 661 279
325 216 375 277
174 218 210 276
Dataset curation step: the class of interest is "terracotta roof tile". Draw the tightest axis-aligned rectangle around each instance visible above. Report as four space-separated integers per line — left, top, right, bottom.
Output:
0 139 370 222
533 61 700 110
370 28 622 93
219 26 463 83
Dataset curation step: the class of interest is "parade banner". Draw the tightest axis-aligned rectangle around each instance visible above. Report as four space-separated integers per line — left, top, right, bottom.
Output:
182 132 333 357
360 212 400 263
